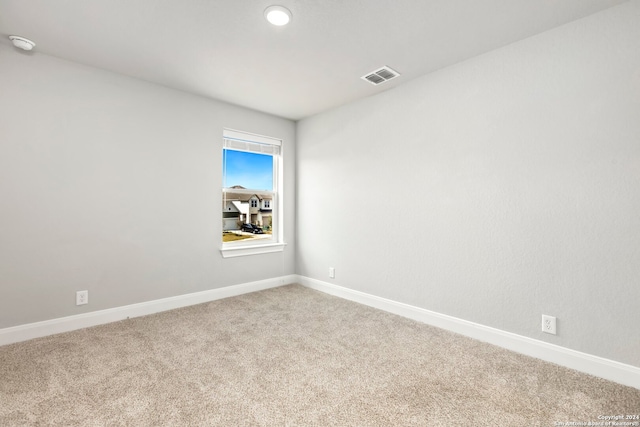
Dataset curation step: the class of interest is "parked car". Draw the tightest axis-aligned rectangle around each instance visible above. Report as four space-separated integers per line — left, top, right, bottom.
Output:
241 223 264 234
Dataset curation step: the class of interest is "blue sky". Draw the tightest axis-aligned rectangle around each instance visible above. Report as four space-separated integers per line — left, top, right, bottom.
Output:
223 149 273 191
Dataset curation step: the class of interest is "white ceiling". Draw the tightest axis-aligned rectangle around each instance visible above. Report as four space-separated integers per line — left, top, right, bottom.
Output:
0 0 629 120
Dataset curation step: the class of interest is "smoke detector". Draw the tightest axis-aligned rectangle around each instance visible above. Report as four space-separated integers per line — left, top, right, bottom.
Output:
9 36 36 51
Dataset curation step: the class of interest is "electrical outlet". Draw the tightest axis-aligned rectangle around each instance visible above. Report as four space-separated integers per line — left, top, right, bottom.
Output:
542 314 556 335
329 267 335 279
76 290 88 306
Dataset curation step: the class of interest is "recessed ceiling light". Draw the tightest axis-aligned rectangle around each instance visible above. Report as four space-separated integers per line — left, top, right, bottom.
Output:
264 5 292 26
9 35 36 51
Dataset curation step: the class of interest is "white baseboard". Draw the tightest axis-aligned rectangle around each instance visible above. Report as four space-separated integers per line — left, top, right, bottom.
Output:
3 274 638 390
0 275 297 347
297 275 640 390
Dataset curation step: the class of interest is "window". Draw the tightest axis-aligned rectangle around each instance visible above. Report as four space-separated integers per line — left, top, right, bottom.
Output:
221 129 284 258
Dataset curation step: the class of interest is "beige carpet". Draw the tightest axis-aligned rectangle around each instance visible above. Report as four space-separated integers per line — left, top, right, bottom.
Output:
1 284 638 426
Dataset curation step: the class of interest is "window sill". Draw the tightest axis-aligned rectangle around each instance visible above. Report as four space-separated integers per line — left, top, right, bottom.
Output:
220 242 286 258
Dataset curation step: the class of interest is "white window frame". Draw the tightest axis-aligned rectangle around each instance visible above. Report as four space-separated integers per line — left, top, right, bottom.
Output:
220 129 285 258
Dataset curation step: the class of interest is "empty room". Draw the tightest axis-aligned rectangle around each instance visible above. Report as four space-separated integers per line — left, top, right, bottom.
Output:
1 0 639 425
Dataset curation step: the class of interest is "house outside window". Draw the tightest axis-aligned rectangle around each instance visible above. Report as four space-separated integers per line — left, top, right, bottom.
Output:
221 129 284 258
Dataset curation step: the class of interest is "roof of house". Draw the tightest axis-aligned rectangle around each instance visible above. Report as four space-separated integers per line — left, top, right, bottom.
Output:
224 192 272 202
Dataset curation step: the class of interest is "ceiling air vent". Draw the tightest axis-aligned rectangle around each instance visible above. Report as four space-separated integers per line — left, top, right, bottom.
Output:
361 66 400 85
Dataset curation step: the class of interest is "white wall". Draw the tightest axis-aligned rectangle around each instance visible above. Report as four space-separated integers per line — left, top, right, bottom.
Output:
0 44 295 328
296 2 640 367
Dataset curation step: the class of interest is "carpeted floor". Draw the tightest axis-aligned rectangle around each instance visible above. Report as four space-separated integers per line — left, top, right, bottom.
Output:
1 284 638 426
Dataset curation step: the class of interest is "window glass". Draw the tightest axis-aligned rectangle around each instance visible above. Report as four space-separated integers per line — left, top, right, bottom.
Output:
221 130 281 248
222 150 273 191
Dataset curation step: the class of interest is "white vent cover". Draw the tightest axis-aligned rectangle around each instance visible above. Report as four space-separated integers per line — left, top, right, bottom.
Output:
361 66 400 85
